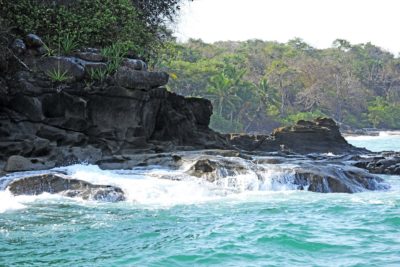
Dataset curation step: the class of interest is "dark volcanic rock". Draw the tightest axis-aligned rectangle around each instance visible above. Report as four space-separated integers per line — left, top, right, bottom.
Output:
4 155 53 172
1 33 371 175
292 165 388 193
7 173 125 202
115 67 169 90
0 49 229 171
121 58 147 71
354 153 400 175
25 34 45 48
75 51 105 62
187 156 388 193
230 118 367 154
37 56 85 82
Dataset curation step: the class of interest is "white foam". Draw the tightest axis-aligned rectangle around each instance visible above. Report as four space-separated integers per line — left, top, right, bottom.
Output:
345 131 400 141
0 190 26 213
52 163 304 206
1 158 397 210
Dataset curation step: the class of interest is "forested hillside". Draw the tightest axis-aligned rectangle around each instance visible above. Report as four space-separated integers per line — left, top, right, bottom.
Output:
157 39 400 133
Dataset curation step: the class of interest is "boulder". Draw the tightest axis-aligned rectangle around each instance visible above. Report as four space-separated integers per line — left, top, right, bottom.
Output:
37 56 85 82
75 51 105 62
74 58 107 75
230 118 368 154
188 157 248 182
354 153 400 175
6 173 125 202
186 155 389 193
25 34 45 48
115 67 169 90
121 58 147 71
4 155 33 172
4 155 53 172
291 165 389 193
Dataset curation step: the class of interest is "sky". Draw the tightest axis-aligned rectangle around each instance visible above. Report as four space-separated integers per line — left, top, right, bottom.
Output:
176 0 400 55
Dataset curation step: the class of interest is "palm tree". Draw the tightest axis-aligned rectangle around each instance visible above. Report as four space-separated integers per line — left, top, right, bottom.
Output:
206 68 245 117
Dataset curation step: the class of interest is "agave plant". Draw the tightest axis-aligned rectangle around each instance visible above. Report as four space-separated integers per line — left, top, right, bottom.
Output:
60 34 78 55
47 67 70 82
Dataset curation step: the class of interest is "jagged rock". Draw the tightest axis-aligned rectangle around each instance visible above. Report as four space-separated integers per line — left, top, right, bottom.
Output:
6 173 125 202
187 155 389 193
25 34 45 48
230 118 367 154
271 118 362 154
37 56 85 82
292 165 389 193
186 97 213 126
115 67 169 90
188 157 248 182
11 39 26 55
354 153 400 175
0 33 370 173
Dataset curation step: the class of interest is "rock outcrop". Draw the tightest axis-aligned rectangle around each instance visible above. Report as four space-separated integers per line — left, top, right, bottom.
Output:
0 33 370 175
0 34 229 172
291 164 388 193
185 153 388 193
229 118 368 154
6 173 125 202
353 152 400 175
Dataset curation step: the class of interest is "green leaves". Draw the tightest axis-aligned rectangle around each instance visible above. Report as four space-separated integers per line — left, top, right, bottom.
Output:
0 0 154 53
46 68 70 83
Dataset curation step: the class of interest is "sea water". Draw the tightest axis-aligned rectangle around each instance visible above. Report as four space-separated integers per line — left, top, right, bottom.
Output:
1 134 400 266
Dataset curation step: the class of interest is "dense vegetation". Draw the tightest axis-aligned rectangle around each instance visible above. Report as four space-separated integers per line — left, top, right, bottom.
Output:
1 1 399 132
0 0 189 57
157 39 400 132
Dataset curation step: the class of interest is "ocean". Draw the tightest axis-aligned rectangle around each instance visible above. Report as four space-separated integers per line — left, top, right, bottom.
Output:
1 134 400 266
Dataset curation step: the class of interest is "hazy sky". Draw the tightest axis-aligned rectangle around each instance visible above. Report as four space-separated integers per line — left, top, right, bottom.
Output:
176 0 399 55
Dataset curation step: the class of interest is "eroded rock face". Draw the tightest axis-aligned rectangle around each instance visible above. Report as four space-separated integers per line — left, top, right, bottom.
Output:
354 152 400 175
0 33 372 176
37 56 85 82
114 67 169 90
0 35 229 172
292 165 388 193
230 118 367 154
6 173 125 202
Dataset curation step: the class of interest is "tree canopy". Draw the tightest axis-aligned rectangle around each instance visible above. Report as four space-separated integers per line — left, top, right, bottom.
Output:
157 38 400 132
0 0 190 55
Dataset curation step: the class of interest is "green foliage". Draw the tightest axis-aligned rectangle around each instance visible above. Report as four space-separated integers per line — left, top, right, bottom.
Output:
367 97 400 128
210 114 243 133
282 111 326 126
158 38 400 132
0 0 153 51
46 68 70 82
87 68 108 83
60 34 78 55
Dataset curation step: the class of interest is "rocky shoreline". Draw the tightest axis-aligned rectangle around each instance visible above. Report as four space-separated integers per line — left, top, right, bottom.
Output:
0 34 397 199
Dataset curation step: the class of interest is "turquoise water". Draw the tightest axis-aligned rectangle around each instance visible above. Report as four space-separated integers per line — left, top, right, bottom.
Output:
1 136 400 267
346 132 400 152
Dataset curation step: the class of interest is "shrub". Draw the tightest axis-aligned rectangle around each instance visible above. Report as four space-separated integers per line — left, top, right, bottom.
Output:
281 111 326 125
0 0 154 53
